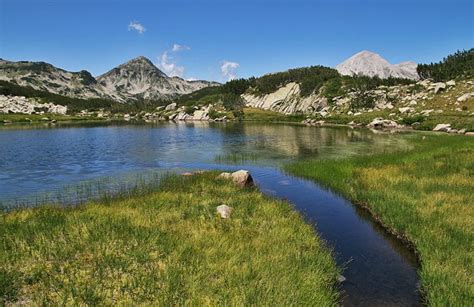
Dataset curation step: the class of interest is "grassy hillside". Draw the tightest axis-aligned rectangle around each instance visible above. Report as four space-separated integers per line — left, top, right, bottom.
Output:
286 134 474 306
0 173 339 305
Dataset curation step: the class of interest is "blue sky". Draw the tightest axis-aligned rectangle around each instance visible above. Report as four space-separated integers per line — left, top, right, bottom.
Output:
1 0 473 82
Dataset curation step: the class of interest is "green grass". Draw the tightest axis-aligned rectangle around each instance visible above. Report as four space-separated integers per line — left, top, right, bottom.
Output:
285 134 474 306
243 107 305 122
0 113 101 123
0 172 339 305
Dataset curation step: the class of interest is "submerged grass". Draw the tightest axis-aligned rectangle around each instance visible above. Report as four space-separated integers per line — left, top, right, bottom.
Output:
0 172 339 305
286 134 474 306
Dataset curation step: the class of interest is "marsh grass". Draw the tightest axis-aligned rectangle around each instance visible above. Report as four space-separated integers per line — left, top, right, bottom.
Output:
0 172 339 305
286 134 474 305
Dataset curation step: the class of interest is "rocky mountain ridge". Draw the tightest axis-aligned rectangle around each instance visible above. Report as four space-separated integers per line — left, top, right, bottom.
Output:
0 57 219 103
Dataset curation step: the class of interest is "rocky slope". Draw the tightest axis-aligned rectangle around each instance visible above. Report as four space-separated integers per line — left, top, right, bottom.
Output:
0 59 107 100
242 82 327 114
0 95 67 115
336 50 419 80
0 57 218 104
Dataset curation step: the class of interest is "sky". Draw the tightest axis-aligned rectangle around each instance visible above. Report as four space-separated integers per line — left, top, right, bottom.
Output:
1 0 473 82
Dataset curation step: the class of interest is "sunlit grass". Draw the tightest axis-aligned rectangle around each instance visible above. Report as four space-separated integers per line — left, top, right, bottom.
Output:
0 172 339 305
286 134 474 305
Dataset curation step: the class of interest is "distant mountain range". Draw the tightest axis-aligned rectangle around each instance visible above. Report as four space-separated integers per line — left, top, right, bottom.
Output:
336 50 419 80
0 57 220 102
0 50 419 105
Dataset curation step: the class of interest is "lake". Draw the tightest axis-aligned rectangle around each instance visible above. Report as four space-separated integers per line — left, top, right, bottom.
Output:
0 121 420 305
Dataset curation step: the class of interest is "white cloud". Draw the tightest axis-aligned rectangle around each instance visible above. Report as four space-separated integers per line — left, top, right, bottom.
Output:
159 51 185 77
128 21 146 34
220 61 240 81
172 44 190 52
158 43 191 77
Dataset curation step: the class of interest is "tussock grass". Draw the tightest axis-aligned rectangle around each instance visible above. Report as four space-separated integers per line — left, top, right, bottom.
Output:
286 134 474 305
0 172 339 305
243 107 305 122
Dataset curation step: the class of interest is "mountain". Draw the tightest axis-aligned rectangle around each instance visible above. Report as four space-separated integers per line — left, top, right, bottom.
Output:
97 56 219 101
0 57 219 103
336 50 419 80
0 58 108 100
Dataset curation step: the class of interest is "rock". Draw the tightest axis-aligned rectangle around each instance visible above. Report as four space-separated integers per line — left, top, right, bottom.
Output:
367 118 402 129
231 170 254 187
217 172 232 180
337 275 346 283
408 100 417 106
123 114 131 120
193 110 209 121
465 132 474 136
181 172 193 176
40 117 49 121
354 112 362 116
448 129 458 134
2 119 12 124
457 93 474 102
430 82 446 94
420 109 434 116
446 80 456 86
432 123 451 132
457 129 466 134
216 205 233 219
398 107 412 114
165 103 177 111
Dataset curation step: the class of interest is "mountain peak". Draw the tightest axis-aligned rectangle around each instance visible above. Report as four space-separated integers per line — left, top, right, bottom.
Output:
126 56 154 66
336 50 418 80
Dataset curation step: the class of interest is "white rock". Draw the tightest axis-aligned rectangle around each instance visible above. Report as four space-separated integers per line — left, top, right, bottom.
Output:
165 103 177 111
409 100 417 106
216 205 233 219
231 170 254 187
432 123 451 132
398 107 412 114
446 80 456 86
457 93 474 102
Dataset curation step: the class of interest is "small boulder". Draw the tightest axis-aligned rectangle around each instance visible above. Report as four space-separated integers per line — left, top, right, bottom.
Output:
165 103 177 111
398 107 412 114
446 80 456 86
432 123 451 132
465 132 474 136
181 172 193 176
216 205 233 219
231 170 254 187
217 172 232 180
457 93 474 102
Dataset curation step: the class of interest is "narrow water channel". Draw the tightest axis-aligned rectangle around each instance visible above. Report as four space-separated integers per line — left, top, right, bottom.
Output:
0 121 420 305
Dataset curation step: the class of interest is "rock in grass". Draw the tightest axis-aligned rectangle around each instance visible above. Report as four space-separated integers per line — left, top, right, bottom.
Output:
181 172 193 176
432 123 451 132
231 170 254 187
217 172 232 180
216 205 233 219
217 170 254 187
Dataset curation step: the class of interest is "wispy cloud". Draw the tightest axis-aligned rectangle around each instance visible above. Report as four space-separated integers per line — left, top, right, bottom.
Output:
172 44 190 52
128 21 146 34
220 61 240 81
159 51 185 77
158 43 190 77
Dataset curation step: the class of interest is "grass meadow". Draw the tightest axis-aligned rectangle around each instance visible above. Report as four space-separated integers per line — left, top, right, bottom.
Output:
0 172 339 305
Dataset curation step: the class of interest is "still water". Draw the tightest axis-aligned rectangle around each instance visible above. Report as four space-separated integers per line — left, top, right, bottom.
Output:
0 121 419 305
